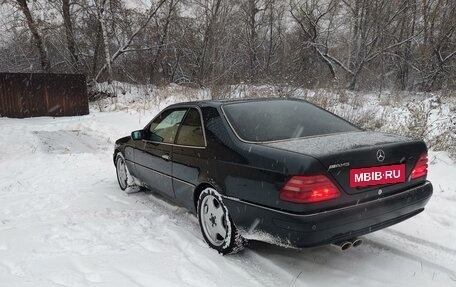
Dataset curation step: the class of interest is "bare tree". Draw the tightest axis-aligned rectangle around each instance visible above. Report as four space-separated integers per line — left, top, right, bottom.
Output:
94 0 167 82
149 0 179 83
240 0 264 81
62 0 80 72
423 0 456 90
1 0 456 90
15 0 51 72
289 0 339 79
194 0 223 85
264 0 284 75
94 0 113 83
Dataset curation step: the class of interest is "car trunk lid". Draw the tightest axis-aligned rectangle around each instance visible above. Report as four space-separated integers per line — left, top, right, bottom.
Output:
264 131 427 196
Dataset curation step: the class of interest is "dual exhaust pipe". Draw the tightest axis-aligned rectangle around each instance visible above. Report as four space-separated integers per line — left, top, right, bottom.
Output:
331 238 363 251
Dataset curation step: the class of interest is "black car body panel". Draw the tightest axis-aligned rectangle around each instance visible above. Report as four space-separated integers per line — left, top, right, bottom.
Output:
223 181 432 247
114 98 433 248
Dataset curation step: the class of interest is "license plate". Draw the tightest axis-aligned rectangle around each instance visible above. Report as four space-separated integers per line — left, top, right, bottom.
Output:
350 164 405 188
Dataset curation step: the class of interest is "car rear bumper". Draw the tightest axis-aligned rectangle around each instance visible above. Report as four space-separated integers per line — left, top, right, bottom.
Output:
223 181 433 248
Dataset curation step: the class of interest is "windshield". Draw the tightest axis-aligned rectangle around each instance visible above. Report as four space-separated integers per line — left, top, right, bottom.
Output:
222 99 360 142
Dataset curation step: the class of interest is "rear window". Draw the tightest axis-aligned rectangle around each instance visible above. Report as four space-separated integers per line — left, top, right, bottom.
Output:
222 99 359 142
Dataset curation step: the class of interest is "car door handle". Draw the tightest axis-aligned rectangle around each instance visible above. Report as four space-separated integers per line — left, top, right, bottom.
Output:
161 154 171 161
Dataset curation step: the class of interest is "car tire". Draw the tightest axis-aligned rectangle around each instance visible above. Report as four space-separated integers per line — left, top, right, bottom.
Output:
197 187 246 255
115 153 130 191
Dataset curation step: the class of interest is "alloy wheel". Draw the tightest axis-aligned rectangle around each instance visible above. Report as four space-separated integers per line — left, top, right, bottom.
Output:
200 194 228 246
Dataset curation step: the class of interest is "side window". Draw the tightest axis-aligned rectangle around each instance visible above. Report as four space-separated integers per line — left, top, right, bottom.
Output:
175 108 205 147
149 109 187 143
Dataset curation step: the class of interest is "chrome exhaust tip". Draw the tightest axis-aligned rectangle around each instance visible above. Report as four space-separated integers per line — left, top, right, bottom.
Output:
331 241 352 251
351 238 363 248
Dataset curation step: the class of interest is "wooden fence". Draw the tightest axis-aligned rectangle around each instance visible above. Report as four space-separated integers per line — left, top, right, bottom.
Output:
0 73 89 118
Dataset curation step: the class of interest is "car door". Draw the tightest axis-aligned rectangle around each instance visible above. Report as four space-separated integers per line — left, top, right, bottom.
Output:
171 107 209 211
135 108 188 198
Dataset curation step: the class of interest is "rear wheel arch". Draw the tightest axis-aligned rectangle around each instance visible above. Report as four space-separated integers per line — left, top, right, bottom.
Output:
113 149 120 162
193 182 216 211
193 181 226 210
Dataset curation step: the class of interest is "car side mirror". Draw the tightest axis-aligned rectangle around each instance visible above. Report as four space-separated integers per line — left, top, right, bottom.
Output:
149 132 164 143
131 130 144 140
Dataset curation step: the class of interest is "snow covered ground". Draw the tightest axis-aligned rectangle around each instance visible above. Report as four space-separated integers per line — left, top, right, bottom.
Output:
1 88 456 286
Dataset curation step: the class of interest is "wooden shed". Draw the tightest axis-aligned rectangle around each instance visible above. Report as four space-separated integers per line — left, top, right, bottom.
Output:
0 73 89 118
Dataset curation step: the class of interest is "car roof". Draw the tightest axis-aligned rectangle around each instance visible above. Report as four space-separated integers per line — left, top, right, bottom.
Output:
167 97 303 108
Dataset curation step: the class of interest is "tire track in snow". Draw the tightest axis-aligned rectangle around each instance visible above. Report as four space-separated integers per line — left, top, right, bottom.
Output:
363 238 456 278
126 190 288 287
382 229 456 256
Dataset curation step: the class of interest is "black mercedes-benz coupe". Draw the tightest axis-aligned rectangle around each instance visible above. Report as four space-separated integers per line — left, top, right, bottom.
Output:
113 98 432 254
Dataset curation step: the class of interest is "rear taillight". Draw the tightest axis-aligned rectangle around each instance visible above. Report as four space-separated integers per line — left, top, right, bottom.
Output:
280 175 341 203
410 153 428 180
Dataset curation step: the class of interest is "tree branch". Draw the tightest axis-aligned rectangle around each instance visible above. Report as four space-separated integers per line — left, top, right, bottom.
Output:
365 33 421 63
95 0 168 82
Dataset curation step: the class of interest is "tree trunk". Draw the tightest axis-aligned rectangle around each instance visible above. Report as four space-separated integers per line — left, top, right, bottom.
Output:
94 0 167 83
265 0 274 74
62 0 80 73
96 0 113 83
396 2 407 90
198 0 221 85
17 0 50 72
150 0 175 84
403 0 417 90
92 22 103 78
248 0 258 82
